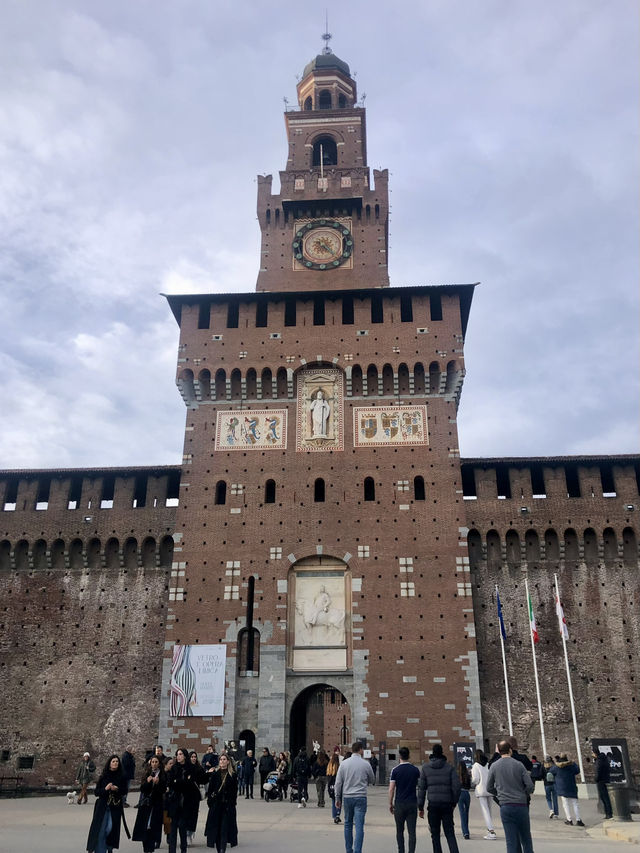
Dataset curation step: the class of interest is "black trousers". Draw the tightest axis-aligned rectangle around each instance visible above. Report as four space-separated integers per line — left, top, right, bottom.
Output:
597 781 613 818
427 803 459 853
394 801 418 853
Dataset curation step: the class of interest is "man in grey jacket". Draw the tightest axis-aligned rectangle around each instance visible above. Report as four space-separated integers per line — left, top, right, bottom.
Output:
335 742 375 853
487 740 535 853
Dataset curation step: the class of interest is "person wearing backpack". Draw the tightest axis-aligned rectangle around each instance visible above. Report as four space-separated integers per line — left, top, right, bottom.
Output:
543 756 559 819
530 756 544 785
293 747 311 807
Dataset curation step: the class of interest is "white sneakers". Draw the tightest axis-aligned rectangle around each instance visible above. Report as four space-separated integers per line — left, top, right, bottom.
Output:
484 831 497 840
302 798 307 808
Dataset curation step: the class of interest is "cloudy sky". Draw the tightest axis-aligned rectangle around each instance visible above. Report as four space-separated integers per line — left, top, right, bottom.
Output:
1 0 637 469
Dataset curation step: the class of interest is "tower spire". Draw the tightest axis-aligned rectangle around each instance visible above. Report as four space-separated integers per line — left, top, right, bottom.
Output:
321 11 332 54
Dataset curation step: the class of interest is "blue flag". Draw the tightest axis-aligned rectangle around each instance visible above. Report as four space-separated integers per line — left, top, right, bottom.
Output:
496 589 507 640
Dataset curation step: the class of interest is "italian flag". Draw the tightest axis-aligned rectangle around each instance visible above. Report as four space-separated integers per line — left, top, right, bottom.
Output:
527 591 539 644
555 594 569 640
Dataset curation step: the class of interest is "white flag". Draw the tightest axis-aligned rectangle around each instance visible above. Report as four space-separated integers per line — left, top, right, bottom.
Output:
555 594 569 640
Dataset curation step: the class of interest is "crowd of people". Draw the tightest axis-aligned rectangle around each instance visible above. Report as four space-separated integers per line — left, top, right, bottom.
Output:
80 735 613 853
389 736 611 853
81 740 378 853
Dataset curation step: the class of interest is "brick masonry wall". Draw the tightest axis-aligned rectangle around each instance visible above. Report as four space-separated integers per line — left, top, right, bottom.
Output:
0 469 177 786
463 459 640 773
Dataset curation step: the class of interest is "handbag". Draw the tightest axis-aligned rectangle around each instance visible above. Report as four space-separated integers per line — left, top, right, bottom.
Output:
208 771 228 807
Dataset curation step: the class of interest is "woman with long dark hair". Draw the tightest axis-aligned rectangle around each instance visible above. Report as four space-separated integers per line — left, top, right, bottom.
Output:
166 747 201 853
132 755 167 852
186 749 208 845
205 753 238 853
456 760 472 840
86 754 130 853
276 751 289 801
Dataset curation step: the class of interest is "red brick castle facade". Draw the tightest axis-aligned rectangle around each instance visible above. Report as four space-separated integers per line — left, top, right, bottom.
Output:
0 47 638 787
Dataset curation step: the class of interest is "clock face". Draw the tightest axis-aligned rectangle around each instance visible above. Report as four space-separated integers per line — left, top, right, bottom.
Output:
292 219 353 270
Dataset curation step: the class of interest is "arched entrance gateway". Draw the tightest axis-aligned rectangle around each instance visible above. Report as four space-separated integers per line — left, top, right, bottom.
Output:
286 555 354 755
290 684 351 757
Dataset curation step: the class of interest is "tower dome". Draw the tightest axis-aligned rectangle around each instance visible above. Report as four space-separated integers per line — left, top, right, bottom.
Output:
297 48 357 111
302 51 351 79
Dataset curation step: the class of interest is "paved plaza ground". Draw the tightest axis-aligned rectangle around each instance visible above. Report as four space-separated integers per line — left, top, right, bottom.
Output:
1 785 637 853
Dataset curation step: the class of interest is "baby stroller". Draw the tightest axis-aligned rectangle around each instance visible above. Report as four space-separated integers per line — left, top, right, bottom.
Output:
263 771 280 802
289 779 301 803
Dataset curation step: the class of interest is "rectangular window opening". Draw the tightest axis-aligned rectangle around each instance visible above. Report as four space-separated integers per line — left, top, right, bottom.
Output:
227 302 239 329
600 464 616 498
565 464 581 498
198 302 211 329
495 466 512 500
256 301 268 328
284 298 297 327
313 297 325 326
429 293 443 321
400 294 413 322
342 296 354 324
68 477 83 511
371 294 384 324
530 465 546 499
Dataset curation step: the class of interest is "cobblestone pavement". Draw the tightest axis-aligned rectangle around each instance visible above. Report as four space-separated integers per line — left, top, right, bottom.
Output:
1 786 637 852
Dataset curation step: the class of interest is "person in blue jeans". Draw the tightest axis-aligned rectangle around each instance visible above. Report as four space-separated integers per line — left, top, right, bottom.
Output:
456 762 471 839
487 741 535 853
335 742 375 853
543 756 559 818
389 746 421 853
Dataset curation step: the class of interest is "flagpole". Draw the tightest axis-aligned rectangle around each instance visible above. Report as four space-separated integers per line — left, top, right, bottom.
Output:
525 577 547 757
554 573 585 782
496 585 513 735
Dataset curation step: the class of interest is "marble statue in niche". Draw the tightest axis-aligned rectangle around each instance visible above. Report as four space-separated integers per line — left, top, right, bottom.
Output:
296 368 343 452
310 390 331 438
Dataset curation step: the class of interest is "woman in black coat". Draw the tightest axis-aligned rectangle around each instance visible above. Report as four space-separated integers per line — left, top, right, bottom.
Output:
132 755 166 852
166 747 202 853
186 750 208 844
86 755 129 853
205 753 238 853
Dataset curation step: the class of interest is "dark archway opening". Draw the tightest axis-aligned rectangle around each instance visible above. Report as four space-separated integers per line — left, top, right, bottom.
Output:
289 684 351 757
237 728 255 757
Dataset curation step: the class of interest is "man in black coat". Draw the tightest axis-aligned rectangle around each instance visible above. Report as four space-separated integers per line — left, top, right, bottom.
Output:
121 746 136 806
593 749 613 819
417 744 461 853
258 747 276 798
241 750 257 799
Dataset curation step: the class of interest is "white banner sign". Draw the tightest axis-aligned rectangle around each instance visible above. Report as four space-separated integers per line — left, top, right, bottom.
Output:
170 644 227 717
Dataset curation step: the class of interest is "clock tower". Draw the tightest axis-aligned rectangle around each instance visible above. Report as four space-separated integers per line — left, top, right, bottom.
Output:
256 45 389 292
161 40 481 766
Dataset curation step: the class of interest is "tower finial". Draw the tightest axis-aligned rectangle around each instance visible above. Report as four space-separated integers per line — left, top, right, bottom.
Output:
321 10 332 55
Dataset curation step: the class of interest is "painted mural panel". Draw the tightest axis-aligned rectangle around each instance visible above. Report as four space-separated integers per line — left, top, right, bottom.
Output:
296 369 344 452
169 644 227 717
353 405 428 448
214 409 287 451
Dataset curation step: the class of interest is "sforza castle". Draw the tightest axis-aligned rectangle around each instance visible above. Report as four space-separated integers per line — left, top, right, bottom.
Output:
1 45 638 787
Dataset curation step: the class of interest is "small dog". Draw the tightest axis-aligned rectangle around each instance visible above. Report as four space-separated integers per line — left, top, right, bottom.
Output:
67 791 77 805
